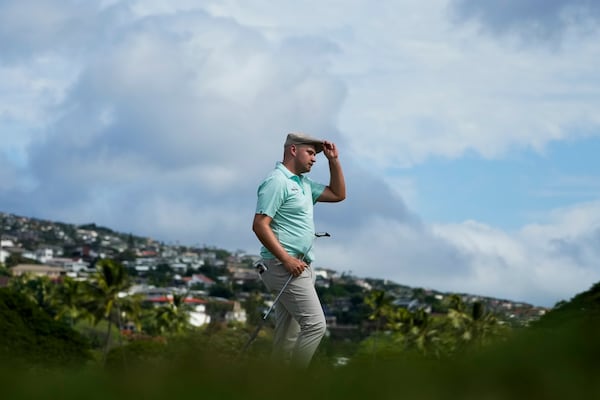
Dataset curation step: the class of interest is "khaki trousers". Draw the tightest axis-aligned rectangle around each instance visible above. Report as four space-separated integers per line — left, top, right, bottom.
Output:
260 258 326 368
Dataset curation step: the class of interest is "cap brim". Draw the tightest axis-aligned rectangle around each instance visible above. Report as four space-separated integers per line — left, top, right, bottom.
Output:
300 141 323 153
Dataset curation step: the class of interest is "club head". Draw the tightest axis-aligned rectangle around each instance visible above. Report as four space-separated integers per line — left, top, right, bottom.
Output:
253 260 267 274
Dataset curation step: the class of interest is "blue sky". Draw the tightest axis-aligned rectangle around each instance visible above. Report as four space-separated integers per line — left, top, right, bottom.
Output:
1 0 600 307
400 136 600 229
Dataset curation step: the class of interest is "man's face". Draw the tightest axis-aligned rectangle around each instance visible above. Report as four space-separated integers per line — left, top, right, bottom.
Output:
294 144 317 173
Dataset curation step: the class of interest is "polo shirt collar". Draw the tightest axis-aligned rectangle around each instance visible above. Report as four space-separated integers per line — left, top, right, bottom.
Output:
276 162 303 180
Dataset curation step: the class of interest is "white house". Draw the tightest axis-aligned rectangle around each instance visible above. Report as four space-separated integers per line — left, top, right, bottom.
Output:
170 262 188 272
225 301 247 324
46 257 91 273
36 248 54 264
189 304 211 327
0 239 15 248
0 248 9 264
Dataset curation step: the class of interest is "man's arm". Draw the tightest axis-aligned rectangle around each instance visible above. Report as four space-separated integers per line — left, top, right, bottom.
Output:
317 140 346 203
252 214 308 277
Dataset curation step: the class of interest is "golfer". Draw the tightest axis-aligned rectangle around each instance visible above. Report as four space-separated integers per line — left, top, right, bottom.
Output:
252 132 346 367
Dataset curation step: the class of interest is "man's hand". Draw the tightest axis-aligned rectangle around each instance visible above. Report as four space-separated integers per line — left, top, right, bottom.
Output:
316 139 346 203
322 140 339 161
282 256 309 277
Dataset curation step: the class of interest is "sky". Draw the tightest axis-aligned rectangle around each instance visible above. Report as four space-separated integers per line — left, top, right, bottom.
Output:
1 0 600 307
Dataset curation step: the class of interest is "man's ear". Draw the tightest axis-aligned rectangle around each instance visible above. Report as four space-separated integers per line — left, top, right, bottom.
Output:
289 144 297 156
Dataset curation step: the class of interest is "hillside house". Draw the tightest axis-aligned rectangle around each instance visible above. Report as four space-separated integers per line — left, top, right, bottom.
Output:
225 301 247 324
10 264 66 279
186 273 215 289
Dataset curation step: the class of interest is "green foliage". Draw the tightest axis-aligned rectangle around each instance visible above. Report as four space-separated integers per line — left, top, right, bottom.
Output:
105 337 167 369
198 264 226 281
243 291 266 326
208 282 234 299
0 288 91 368
140 293 193 336
4 280 600 399
532 281 600 330
146 263 174 287
116 249 137 262
213 248 231 260
8 274 57 316
205 299 234 321
5 253 40 268
4 318 600 400
52 277 89 326
361 290 510 360
80 259 134 362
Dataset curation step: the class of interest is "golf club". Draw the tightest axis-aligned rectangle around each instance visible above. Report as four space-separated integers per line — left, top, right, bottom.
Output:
240 232 330 354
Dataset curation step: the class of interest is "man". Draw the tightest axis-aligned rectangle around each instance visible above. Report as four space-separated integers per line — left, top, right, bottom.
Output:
252 132 346 367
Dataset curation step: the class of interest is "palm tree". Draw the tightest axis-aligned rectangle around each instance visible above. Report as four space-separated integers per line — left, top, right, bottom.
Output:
154 292 193 335
365 290 394 332
52 276 88 327
365 289 395 358
443 298 508 354
81 258 131 362
9 274 56 316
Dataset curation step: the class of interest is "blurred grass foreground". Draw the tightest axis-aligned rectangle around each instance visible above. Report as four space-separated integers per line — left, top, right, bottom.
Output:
2 279 600 399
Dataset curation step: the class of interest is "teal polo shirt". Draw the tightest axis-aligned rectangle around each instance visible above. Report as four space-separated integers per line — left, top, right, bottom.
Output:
256 162 326 263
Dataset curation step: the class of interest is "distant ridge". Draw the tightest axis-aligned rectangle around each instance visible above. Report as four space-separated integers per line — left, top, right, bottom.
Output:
1 210 546 316
531 281 600 329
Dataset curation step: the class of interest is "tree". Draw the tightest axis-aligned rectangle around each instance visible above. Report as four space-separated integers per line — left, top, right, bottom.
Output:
0 288 91 367
8 274 56 316
209 282 234 299
147 263 174 287
149 293 193 336
81 258 132 363
243 291 266 326
52 276 88 327
439 298 508 355
5 253 40 268
365 290 394 333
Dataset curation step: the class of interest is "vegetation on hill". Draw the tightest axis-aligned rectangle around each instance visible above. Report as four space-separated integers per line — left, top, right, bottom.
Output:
531 281 600 329
2 212 599 397
1 253 600 398
0 288 91 368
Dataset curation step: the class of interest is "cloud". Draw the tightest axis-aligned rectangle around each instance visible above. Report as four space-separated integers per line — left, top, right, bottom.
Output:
449 0 600 42
0 0 127 61
334 2 600 172
5 4 351 245
1 0 600 308
428 202 600 306
315 201 600 308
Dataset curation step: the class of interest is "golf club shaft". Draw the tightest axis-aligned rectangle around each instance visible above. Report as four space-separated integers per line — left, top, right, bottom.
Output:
261 274 293 320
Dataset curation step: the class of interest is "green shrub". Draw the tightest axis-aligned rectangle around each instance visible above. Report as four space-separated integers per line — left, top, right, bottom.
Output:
0 288 92 368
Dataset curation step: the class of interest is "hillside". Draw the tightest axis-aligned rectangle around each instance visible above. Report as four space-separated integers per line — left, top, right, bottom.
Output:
531 281 600 329
1 210 546 326
0 288 91 367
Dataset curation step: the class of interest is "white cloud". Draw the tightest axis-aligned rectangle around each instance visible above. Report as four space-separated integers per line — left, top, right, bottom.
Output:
1 0 599 308
429 203 600 306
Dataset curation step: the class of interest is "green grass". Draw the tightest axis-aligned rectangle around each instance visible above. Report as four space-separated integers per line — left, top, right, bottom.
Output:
2 318 599 400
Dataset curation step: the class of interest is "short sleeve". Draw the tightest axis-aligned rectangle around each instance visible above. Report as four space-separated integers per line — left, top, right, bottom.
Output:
307 178 326 204
256 175 287 217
